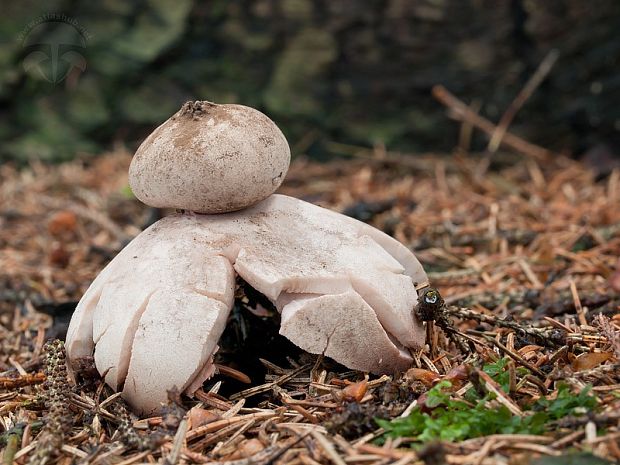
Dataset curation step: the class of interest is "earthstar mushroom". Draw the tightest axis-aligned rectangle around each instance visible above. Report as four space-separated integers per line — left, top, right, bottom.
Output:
66 101 428 415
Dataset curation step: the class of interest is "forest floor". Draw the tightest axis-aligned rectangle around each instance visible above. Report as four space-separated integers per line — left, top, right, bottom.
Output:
0 148 619 465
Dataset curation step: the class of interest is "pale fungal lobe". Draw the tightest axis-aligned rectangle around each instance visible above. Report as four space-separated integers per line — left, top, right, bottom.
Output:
66 194 428 414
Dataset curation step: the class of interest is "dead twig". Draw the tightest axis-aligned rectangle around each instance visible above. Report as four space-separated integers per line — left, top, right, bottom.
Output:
487 49 559 152
432 85 551 160
446 306 565 348
0 373 46 390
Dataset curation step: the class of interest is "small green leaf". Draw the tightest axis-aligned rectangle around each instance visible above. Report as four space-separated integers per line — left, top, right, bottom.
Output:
425 381 452 408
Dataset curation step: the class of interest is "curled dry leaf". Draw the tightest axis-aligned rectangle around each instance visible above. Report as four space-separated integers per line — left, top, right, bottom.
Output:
188 406 220 430
571 351 614 371
443 364 470 389
405 364 469 390
404 368 440 388
340 379 369 403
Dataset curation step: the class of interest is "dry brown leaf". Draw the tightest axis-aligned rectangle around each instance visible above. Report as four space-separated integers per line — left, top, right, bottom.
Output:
222 438 264 460
404 368 441 387
443 364 470 389
188 406 220 430
341 379 368 402
571 351 614 371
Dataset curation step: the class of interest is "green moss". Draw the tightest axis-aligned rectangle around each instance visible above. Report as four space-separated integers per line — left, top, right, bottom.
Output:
377 360 598 444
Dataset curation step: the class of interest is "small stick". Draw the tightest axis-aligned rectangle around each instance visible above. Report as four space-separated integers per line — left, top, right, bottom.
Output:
477 370 523 416
215 364 251 384
188 421 247 452
310 430 347 465
458 99 482 152
487 49 559 152
505 443 561 456
518 259 543 289
432 85 551 160
186 411 277 441
483 335 546 378
115 450 152 465
211 419 255 456
203 443 290 465
569 280 588 326
446 306 564 348
194 388 233 410
550 429 585 449
222 399 246 419
230 364 310 401
426 322 438 359
287 404 319 424
351 428 385 446
0 373 45 389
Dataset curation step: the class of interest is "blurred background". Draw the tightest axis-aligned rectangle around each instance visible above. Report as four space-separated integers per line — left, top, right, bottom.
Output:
0 0 619 163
